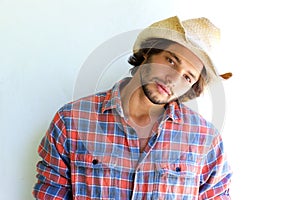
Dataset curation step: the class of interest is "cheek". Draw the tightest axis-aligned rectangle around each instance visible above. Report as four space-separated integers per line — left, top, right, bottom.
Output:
141 64 163 76
173 84 192 97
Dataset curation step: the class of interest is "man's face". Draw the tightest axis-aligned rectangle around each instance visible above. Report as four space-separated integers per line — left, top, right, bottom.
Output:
140 43 204 104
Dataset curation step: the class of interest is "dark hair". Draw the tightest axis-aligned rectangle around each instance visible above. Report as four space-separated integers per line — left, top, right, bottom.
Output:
128 38 207 102
128 38 174 75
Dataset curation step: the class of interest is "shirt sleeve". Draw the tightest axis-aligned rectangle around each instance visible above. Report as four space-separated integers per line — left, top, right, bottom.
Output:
33 110 72 200
199 131 232 199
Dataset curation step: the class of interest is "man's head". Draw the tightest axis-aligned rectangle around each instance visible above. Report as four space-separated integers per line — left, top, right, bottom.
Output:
129 16 231 102
128 38 207 102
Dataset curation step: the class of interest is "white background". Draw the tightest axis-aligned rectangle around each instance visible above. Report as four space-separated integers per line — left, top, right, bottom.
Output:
1 0 300 199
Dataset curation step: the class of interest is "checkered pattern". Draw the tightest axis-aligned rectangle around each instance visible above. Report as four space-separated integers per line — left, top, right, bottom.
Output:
33 78 232 199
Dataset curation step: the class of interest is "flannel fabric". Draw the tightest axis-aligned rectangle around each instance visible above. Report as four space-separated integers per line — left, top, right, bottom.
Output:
33 78 232 200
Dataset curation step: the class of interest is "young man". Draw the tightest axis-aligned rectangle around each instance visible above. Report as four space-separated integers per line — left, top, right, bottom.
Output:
33 16 232 199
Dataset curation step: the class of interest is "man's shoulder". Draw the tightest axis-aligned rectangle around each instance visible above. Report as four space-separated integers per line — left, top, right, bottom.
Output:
180 103 206 121
179 103 217 132
58 90 111 114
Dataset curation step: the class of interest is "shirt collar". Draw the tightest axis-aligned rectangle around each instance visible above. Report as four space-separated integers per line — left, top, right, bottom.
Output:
101 77 184 124
163 101 184 124
101 78 130 117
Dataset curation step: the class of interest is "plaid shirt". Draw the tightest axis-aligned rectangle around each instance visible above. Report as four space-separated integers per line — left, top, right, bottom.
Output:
33 78 232 200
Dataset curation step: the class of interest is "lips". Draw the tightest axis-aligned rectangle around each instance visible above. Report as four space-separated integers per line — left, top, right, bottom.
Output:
155 81 171 95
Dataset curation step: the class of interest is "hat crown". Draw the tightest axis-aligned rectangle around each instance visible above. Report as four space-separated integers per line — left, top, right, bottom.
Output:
148 16 220 53
148 16 186 34
182 17 220 53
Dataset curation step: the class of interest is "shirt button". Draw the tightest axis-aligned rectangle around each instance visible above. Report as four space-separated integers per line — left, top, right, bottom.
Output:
92 159 99 165
175 167 181 172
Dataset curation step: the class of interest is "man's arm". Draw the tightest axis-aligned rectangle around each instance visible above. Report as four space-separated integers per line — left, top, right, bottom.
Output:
33 111 72 200
199 132 232 199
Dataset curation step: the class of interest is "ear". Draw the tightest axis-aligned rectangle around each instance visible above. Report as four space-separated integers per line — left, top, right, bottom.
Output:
143 53 148 60
140 53 149 65
140 53 148 65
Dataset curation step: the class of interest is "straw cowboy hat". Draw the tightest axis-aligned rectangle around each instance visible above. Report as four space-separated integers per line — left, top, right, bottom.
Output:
133 16 232 83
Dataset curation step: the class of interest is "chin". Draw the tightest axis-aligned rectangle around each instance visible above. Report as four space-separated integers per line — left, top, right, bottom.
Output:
142 84 178 105
149 95 178 105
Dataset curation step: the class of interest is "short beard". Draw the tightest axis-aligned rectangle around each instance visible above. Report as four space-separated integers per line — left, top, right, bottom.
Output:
141 84 167 105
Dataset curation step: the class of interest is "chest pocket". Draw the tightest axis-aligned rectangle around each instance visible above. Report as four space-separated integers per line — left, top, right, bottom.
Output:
156 161 201 199
71 153 134 200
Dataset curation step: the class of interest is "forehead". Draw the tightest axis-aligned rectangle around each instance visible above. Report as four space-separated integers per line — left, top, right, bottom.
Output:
164 42 204 71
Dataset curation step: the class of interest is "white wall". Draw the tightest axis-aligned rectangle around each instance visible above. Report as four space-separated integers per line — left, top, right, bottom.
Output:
1 0 300 199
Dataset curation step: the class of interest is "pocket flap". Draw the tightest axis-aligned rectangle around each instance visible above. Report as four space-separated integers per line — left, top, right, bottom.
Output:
158 162 200 178
73 153 135 172
74 154 101 168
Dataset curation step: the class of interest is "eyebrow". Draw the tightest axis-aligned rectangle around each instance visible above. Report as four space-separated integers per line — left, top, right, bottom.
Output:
166 51 181 64
166 51 197 80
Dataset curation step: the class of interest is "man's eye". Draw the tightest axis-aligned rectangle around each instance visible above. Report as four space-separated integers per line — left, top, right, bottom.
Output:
166 57 175 65
183 74 192 83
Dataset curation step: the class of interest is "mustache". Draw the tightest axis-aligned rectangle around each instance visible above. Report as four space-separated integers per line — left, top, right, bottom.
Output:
152 78 174 95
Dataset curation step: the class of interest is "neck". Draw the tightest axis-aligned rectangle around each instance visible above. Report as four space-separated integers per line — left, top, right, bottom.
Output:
120 77 164 126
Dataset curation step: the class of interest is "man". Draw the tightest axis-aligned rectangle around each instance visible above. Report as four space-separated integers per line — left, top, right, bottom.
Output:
33 16 232 199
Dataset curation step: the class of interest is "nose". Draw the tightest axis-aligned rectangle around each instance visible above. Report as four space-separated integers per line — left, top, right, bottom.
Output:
165 69 181 85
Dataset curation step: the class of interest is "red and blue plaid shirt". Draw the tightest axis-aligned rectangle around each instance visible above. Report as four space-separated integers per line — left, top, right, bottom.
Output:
33 78 232 199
